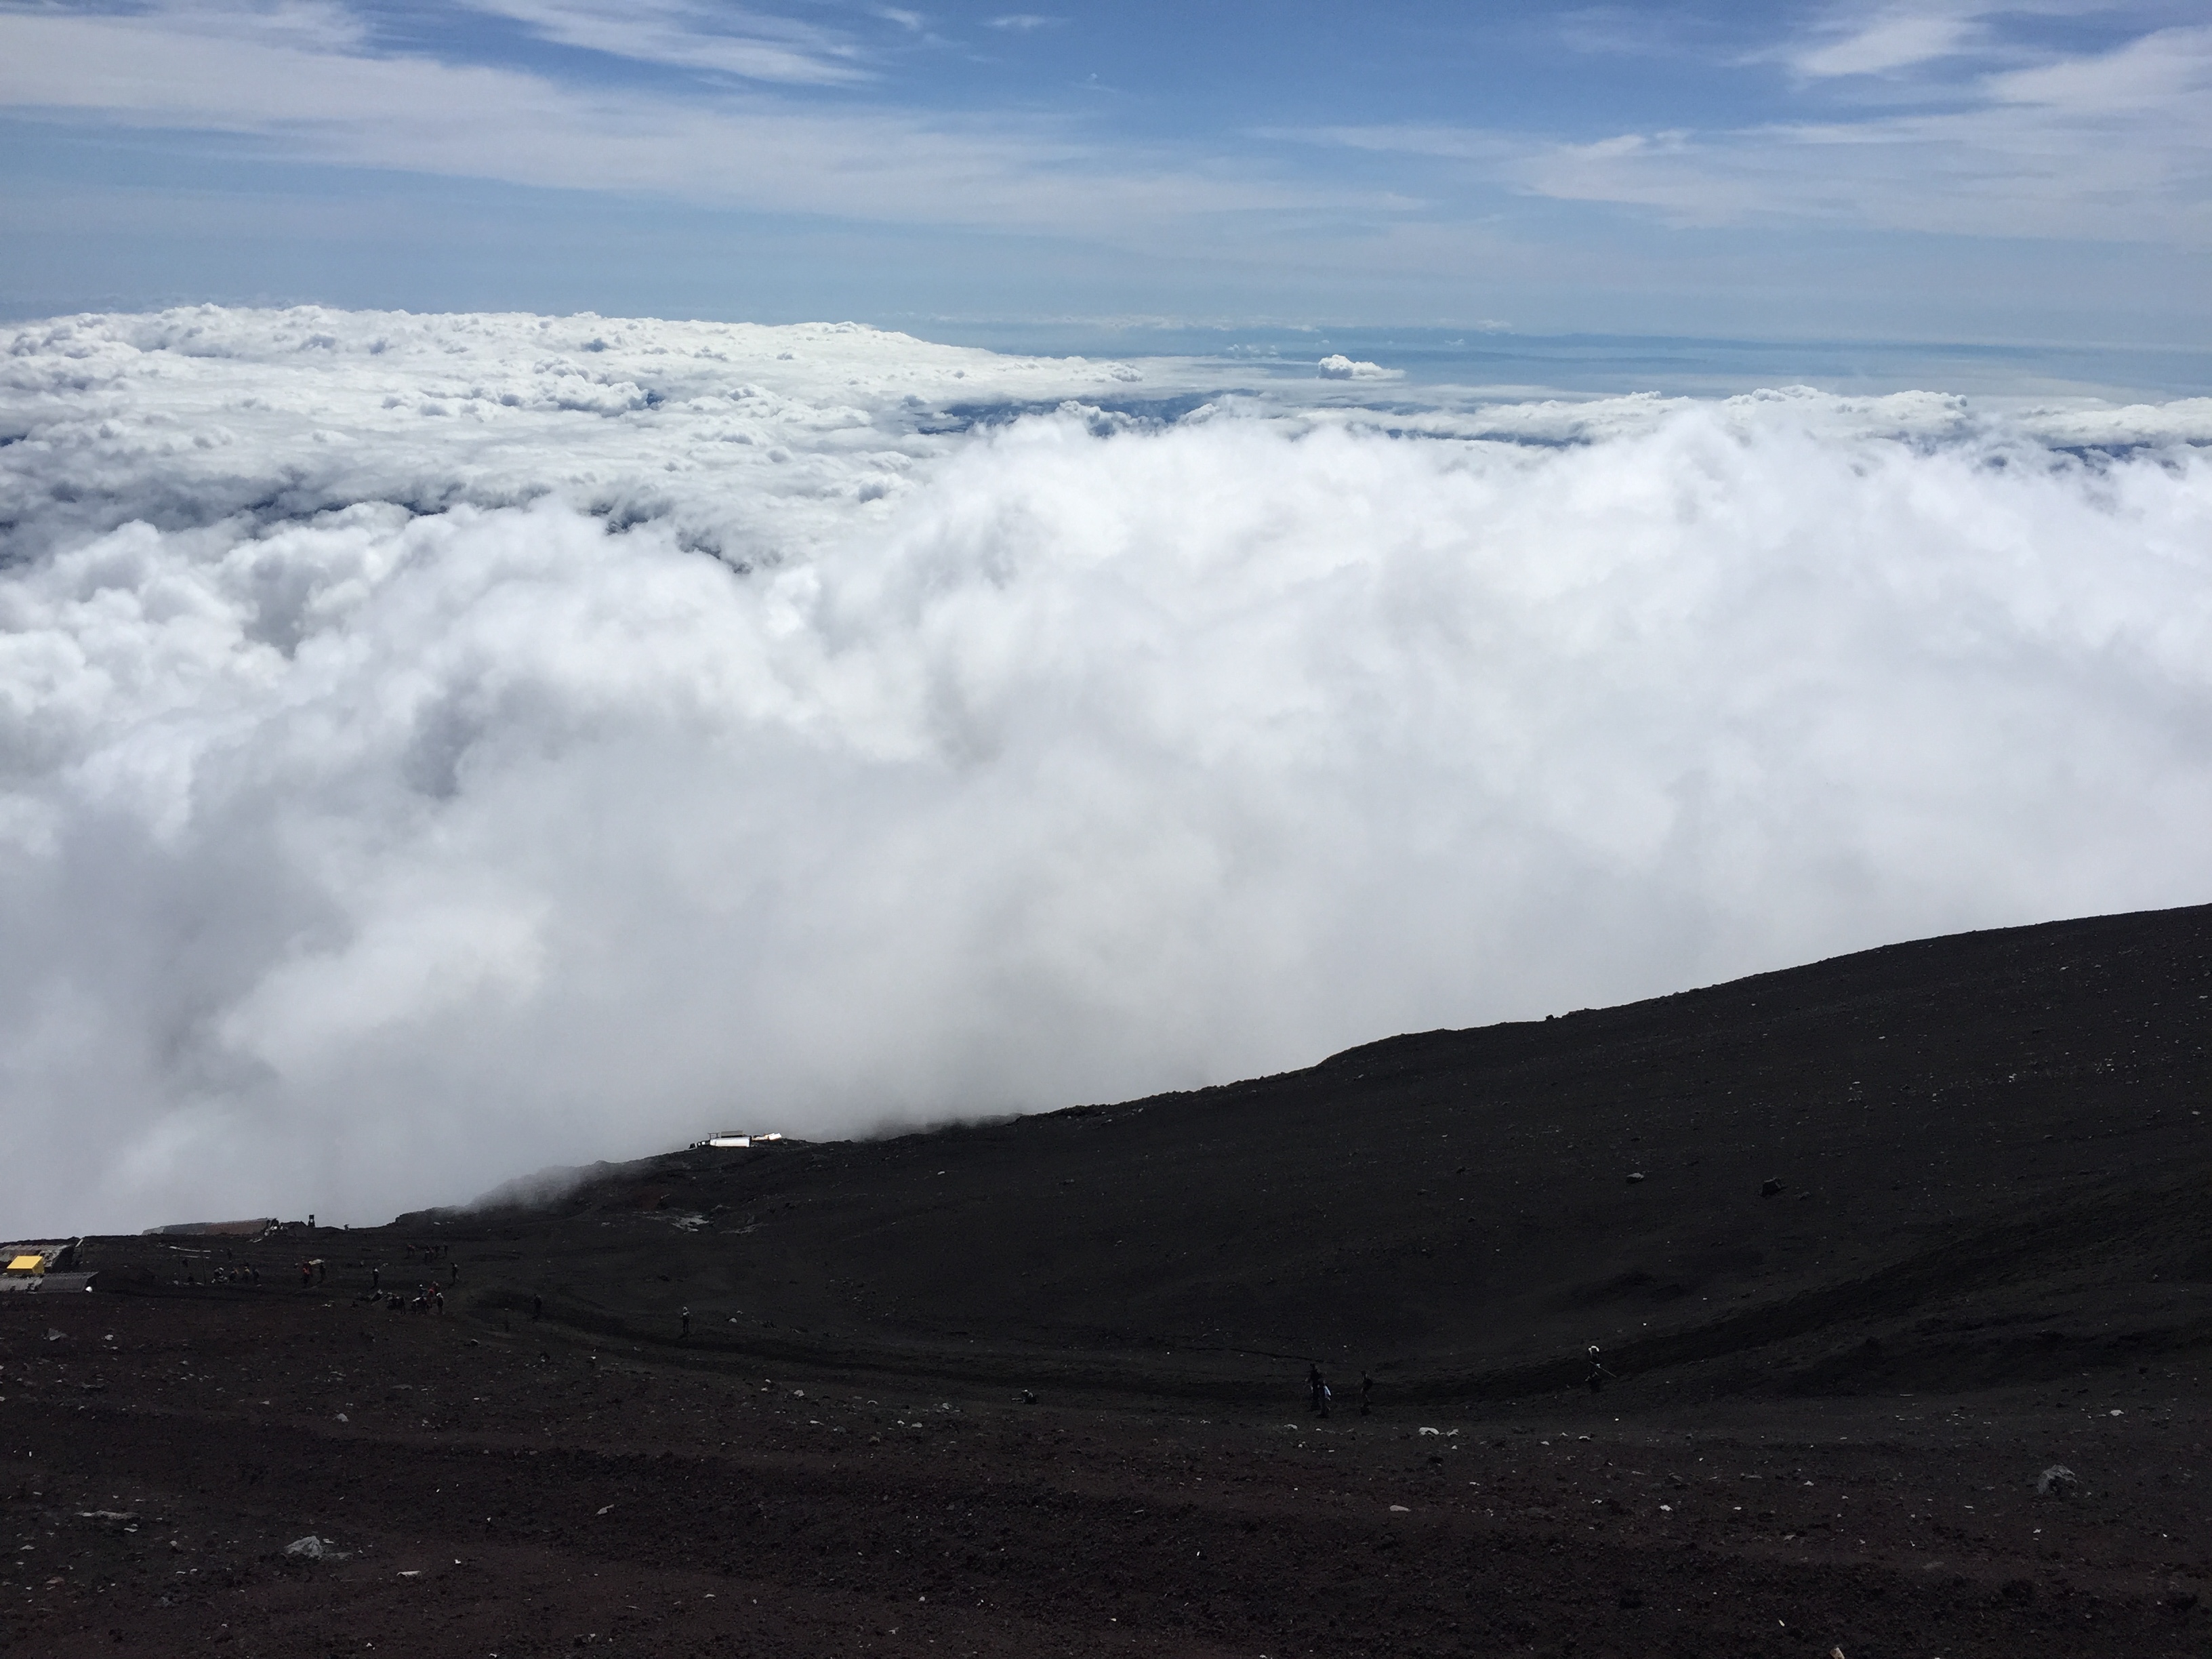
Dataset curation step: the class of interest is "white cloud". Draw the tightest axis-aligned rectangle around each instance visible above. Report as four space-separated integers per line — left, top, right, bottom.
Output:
1316 353 1397 380
0 306 1191 566
1786 5 1984 77
1304 23 2212 245
987 13 1063 29
128 0 371 52
1985 19 2210 108
0 6 1340 232
455 0 874 85
4 307 2211 1233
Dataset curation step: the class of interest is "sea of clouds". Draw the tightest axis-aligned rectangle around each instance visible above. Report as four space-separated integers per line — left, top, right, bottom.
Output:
4 306 2210 1233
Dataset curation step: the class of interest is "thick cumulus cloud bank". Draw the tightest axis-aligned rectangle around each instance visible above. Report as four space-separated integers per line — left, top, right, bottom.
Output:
4 309 2211 1233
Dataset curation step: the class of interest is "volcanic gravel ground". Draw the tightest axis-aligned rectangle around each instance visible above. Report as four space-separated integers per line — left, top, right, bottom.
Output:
7 903 2212 1656
6 1296 2206 1659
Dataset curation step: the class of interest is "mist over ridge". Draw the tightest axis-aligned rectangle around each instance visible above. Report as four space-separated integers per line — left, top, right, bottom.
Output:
3 306 2210 1236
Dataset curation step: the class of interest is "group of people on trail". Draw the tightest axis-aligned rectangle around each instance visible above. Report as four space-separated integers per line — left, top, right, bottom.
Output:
356 1252 456 1303
1302 1347 1615 1418
297 1258 327 1287
356 1281 445 1313
1305 1366 1376 1419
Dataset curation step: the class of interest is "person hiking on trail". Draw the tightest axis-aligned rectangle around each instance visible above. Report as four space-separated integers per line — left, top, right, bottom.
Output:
1307 1364 1331 1418
1585 1345 1616 1394
298 1260 313 1288
1359 1371 1374 1416
680 1306 691 1340
370 1265 380 1293
449 1261 458 1286
531 1294 543 1321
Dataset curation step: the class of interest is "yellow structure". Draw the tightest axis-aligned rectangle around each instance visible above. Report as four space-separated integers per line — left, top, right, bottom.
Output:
7 1252 48 1275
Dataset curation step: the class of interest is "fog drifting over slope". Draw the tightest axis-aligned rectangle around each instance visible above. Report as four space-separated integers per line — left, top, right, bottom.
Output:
4 308 2209 1233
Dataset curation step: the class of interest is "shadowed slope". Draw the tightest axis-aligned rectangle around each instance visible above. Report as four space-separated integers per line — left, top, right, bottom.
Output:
70 902 2212 1403
287 901 2212 1406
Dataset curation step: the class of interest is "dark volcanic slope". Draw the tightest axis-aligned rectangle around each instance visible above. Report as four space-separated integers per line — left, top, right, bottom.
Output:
155 899 2212 1404
16 903 2212 1659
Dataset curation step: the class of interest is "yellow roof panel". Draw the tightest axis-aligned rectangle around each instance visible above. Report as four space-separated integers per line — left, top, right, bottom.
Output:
7 1254 44 1272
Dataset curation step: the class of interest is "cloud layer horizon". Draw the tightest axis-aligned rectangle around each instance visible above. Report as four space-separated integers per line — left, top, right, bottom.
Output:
3 308 2209 1235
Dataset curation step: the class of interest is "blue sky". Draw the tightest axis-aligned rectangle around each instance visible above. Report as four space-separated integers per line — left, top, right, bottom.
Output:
2 1 2207 346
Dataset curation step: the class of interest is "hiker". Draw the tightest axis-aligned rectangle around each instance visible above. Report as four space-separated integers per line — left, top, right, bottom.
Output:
1360 1371 1374 1416
298 1260 313 1288
1584 1345 1616 1394
370 1265 380 1292
531 1294 543 1321
1307 1363 1331 1418
680 1305 691 1340
449 1261 458 1286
